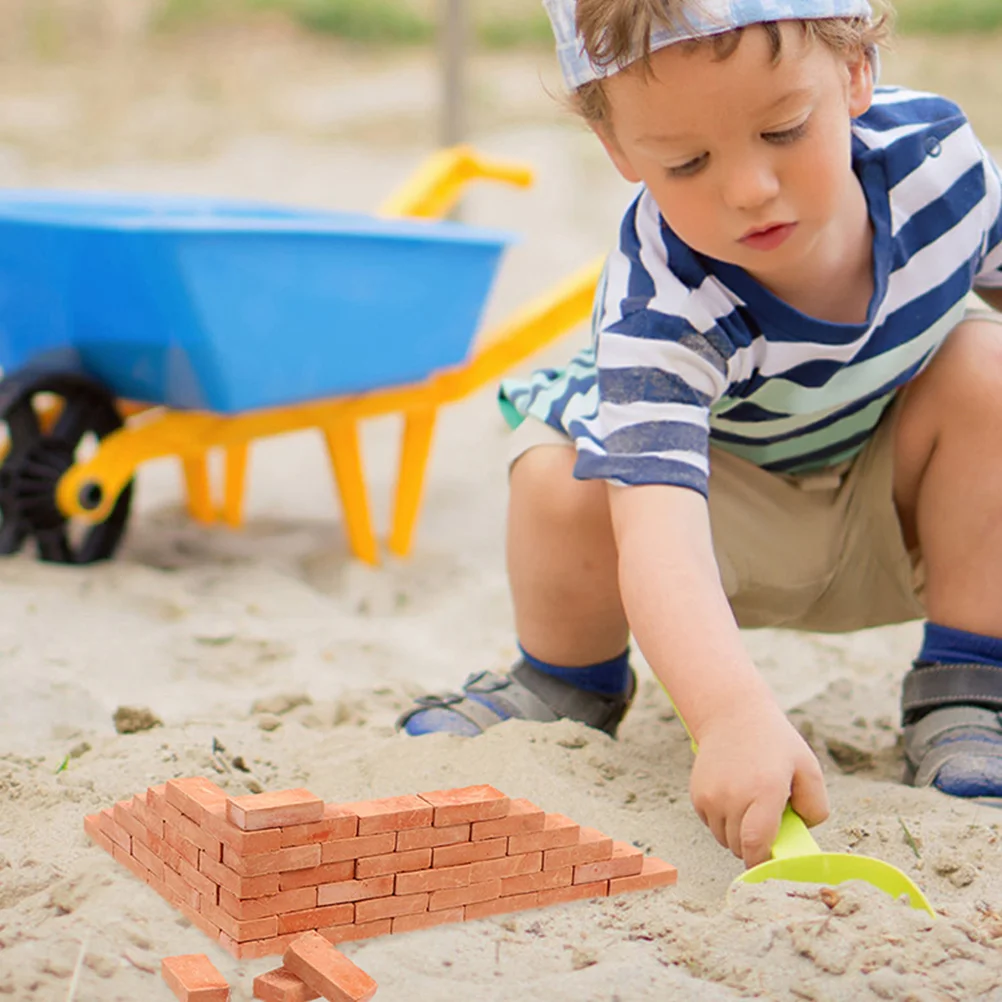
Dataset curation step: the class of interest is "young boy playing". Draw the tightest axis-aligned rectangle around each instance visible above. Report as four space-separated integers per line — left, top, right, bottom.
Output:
397 0 1002 868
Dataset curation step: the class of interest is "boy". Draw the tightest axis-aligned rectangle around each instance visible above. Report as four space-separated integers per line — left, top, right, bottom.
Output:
398 0 1002 868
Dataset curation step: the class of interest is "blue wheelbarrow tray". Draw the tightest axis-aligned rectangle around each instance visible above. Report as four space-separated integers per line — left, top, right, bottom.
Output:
0 191 516 413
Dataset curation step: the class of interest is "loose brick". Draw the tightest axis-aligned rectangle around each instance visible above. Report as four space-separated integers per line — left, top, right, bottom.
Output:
340 795 433 835
253 966 321 1002
501 866 573 897
281 805 358 847
218 885 316 922
280 861 355 892
471 799 545 841
419 785 510 826
201 898 279 944
321 832 396 865
470 851 542 883
320 919 392 945
200 852 281 899
227 790 324 832
465 891 541 920
355 847 431 879
166 777 229 825
396 823 470 852
392 907 465 933
608 856 678 895
222 843 320 878
83 814 114 855
317 875 394 906
508 814 580 855
433 837 506 869
543 828 613 872
395 864 471 896
354 892 428 924
574 841 645 884
277 903 355 935
429 878 501 911
161 954 230 1002
219 932 298 961
284 931 378 1002
536 879 608 906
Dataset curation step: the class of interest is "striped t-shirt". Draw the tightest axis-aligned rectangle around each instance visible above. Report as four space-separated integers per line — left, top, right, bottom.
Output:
500 87 1002 496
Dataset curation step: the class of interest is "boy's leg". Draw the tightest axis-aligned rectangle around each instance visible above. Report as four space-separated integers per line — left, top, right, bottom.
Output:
398 438 635 736
893 314 1002 798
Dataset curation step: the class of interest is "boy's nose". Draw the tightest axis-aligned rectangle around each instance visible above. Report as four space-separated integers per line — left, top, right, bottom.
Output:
721 161 780 212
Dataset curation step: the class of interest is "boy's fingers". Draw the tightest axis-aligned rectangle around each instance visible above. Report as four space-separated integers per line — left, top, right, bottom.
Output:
789 766 830 829
739 791 787 868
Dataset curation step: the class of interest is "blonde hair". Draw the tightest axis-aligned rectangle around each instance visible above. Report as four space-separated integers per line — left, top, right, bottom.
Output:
571 0 893 125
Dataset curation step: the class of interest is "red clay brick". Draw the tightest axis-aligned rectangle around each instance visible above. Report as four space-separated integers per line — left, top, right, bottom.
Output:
173 811 225 862
395 823 470 852
608 856 678 894
98 807 131 853
317 875 394 906
321 832 396 865
394 864 471 896
471 799 545 840
113 800 147 844
284 931 378 1002
166 777 229 825
543 828 613 872
320 920 391 945
253 966 321 1002
161 953 229 1002
163 865 201 910
501 866 573 896
180 858 220 907
354 847 431 879
203 803 284 856
470 851 542 883
573 841 645 884
277 903 355 935
201 898 279 943
176 900 222 942
200 852 281 899
164 826 201 869
419 785 510 826
147 784 169 817
354 891 428 924
392 907 465 933
133 838 166 881
508 814 580 855
132 793 164 838
340 795 433 835
159 839 186 874
227 790 324 832
281 805 358 847
84 814 114 855
279 861 355 892
432 837 506 869
219 885 316 921
219 932 298 961
429 878 501 911
222 843 320 878
112 843 148 883
536 879 608 906
465 891 541 920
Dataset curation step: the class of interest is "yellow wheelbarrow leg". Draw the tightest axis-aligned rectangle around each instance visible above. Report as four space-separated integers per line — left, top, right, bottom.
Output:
181 456 216 525
388 406 438 559
322 419 379 566
220 443 250 529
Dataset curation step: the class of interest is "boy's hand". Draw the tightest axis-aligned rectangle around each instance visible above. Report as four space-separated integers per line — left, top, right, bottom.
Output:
689 697 829 869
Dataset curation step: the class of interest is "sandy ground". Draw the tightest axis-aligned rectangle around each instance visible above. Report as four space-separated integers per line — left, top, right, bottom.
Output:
0 24 1001 1002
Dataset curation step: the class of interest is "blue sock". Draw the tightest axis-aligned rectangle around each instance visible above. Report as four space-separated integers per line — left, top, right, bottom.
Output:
918 622 1002 668
519 645 631 695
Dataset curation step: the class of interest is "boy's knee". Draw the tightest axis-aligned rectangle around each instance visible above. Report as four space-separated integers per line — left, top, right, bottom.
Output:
510 445 610 528
912 318 1002 417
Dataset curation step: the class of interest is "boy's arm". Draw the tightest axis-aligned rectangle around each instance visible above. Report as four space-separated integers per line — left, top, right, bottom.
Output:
607 481 829 867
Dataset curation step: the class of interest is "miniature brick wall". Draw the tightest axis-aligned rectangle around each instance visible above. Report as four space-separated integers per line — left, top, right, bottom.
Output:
84 778 677 960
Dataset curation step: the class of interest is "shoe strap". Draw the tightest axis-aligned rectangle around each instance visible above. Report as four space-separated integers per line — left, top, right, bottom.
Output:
904 705 1002 786
902 662 1002 724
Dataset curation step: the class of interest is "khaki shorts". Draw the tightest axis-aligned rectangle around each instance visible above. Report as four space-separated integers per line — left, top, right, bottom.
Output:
507 309 1002 634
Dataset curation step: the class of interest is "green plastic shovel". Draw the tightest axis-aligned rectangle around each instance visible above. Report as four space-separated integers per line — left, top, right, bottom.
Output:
661 686 936 916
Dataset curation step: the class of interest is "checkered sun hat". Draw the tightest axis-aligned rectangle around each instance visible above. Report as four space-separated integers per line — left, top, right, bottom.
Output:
544 0 874 88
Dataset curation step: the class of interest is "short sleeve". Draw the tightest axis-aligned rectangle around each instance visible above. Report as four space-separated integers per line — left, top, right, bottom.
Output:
975 142 1002 288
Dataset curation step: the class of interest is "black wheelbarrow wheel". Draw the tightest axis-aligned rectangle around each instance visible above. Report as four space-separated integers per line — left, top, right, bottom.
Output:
0 369 134 564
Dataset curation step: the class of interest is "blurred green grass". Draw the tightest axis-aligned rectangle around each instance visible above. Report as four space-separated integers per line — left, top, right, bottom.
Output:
157 0 1002 43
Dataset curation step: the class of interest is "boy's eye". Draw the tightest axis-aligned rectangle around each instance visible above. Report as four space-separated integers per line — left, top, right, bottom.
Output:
762 119 809 144
666 153 708 178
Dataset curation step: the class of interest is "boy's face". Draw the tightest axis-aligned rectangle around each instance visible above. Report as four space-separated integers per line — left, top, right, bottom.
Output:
596 23 874 287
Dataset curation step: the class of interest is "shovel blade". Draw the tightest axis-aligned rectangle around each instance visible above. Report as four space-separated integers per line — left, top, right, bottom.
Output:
734 852 935 916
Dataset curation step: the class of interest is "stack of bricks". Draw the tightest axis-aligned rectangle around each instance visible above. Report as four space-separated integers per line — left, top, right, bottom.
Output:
84 778 677 960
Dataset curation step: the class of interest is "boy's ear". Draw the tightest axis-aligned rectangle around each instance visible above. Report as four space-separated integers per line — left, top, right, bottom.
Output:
592 123 643 184
847 51 875 118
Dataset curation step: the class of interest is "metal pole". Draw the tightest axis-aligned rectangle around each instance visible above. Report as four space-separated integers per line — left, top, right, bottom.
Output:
440 0 467 147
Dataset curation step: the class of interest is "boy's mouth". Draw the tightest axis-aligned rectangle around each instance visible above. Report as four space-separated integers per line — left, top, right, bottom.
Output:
739 222 797 251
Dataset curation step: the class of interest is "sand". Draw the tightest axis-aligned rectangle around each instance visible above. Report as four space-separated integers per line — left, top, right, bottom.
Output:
0 27 1000 1002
